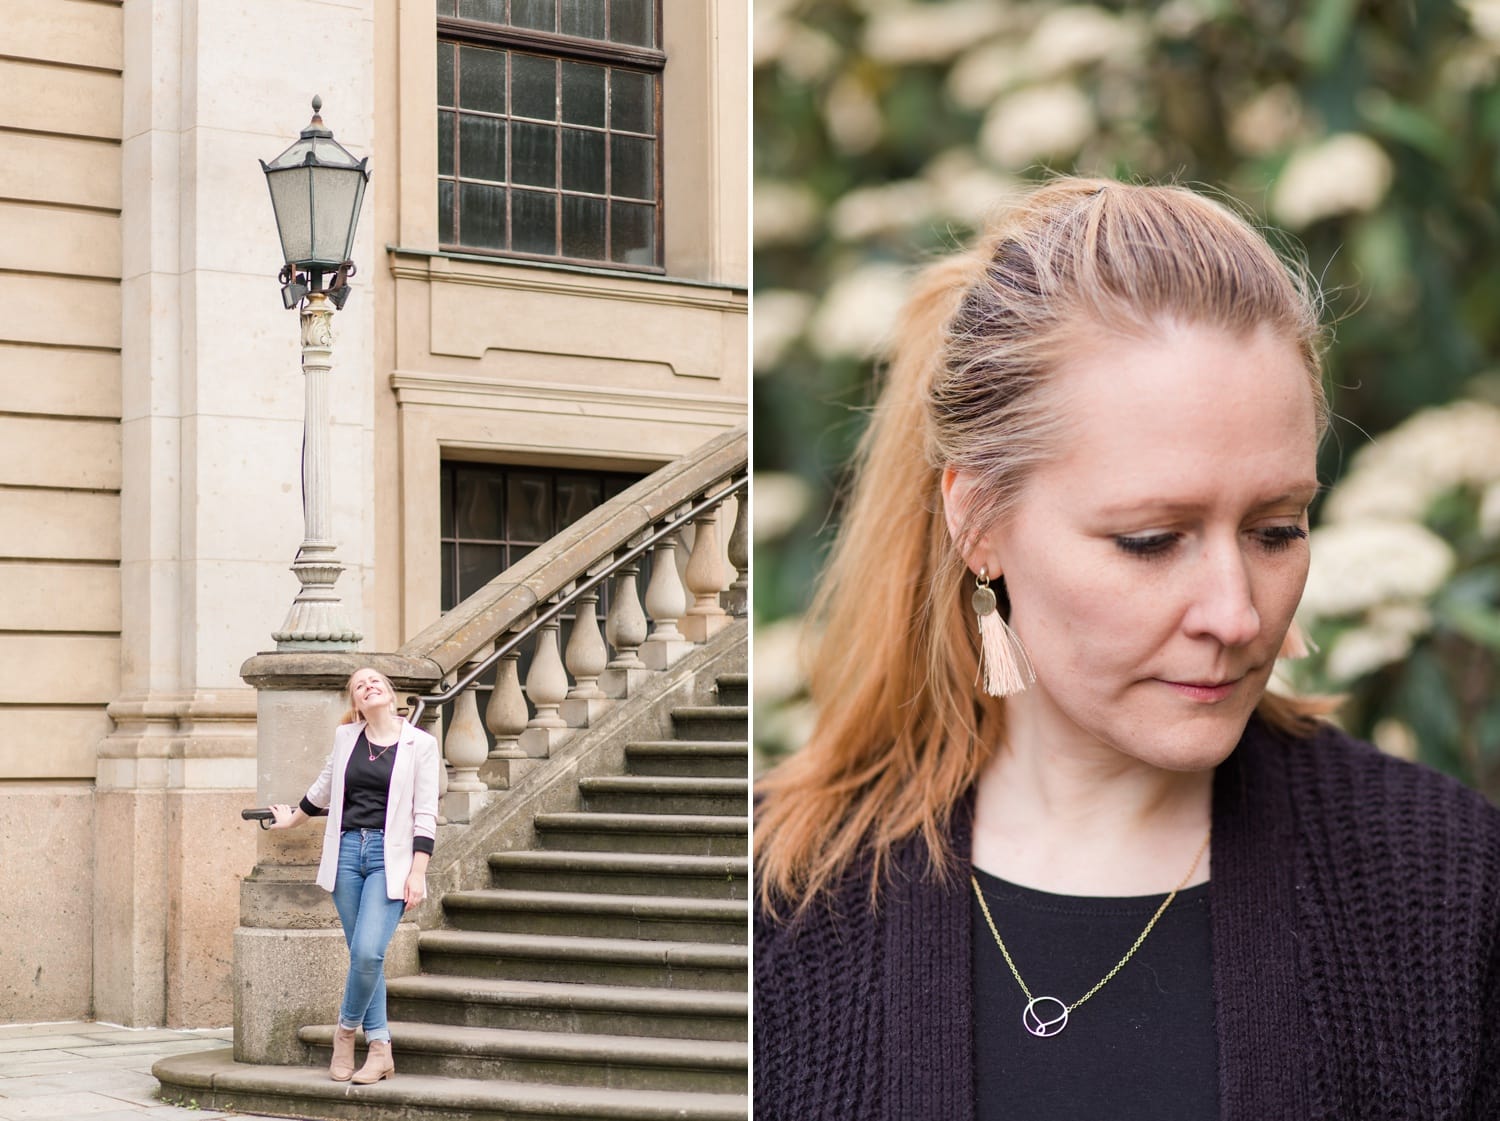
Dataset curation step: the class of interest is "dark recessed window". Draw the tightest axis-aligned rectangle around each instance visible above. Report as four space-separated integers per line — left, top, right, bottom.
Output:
440 462 650 737
437 1 663 270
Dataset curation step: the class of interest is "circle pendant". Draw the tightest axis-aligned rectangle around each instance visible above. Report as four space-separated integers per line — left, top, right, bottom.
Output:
1022 996 1069 1037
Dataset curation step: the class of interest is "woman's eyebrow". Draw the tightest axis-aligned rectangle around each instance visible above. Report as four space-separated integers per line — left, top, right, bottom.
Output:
1094 484 1322 519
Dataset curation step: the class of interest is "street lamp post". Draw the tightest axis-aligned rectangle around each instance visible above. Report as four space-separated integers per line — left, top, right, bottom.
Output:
261 96 369 651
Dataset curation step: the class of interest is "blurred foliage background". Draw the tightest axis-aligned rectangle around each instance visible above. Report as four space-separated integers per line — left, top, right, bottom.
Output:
751 0 1500 799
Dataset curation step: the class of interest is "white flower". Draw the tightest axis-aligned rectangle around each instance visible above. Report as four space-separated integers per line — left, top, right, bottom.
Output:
1152 0 1212 38
948 42 1026 110
1460 0 1500 40
1371 718 1419 760
980 83 1095 169
751 616 810 704
1325 625 1414 684
1229 84 1305 157
753 290 815 374
864 3 1012 65
922 149 1022 226
830 180 937 240
808 262 911 359
1271 133 1394 228
777 25 841 83
1301 521 1455 618
753 180 820 248
1480 479 1500 537
824 73 884 156
1323 401 1500 524
1025 6 1146 80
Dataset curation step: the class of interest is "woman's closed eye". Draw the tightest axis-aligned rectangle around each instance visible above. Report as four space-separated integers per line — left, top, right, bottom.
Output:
1113 532 1179 559
1113 524 1308 560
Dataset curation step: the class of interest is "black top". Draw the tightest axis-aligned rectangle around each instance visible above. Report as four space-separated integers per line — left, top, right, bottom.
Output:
340 730 398 831
971 869 1216 1120
753 718 1500 1120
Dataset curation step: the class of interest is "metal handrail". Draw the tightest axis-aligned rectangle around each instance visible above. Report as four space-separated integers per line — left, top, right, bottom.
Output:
407 473 747 728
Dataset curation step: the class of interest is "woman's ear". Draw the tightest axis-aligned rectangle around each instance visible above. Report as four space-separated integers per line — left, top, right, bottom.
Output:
940 467 968 547
941 467 1001 577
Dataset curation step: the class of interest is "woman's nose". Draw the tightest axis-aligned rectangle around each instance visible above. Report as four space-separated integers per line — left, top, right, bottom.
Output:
1182 543 1260 647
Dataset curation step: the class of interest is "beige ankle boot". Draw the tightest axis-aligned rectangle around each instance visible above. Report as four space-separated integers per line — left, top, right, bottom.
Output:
351 1039 394 1084
329 1025 357 1082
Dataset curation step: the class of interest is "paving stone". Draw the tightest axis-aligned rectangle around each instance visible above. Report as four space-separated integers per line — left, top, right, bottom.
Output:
0 1036 104 1056
0 1090 147 1118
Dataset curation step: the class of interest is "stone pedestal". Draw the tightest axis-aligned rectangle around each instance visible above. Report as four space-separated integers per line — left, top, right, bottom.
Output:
600 665 654 699
561 695 613 727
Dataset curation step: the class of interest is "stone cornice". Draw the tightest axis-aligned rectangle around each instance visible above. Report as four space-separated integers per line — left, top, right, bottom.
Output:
388 369 747 417
386 248 747 314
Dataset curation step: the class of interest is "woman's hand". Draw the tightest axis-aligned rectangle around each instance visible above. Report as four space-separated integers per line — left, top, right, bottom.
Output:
403 868 427 910
268 803 304 830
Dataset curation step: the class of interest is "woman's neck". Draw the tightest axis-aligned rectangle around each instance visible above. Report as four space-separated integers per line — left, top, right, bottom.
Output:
362 711 403 744
971 706 1213 897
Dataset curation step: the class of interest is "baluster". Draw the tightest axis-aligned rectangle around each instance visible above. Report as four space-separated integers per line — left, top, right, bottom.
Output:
562 586 612 727
641 531 694 669
602 550 651 698
725 491 748 617
681 505 730 642
480 648 531 789
441 651 492 823
518 617 573 756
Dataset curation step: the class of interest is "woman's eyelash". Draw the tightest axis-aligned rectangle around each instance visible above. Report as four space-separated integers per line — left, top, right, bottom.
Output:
1255 525 1308 551
1114 533 1177 557
1113 525 1308 558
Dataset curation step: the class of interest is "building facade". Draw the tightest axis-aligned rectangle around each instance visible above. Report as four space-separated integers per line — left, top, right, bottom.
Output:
0 0 747 1027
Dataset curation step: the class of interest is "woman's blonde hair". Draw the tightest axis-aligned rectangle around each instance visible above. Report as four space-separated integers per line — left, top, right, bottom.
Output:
341 667 401 726
755 176 1334 915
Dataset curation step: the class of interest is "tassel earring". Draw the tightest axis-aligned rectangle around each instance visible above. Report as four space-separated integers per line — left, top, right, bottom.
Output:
1278 620 1316 660
973 567 1035 697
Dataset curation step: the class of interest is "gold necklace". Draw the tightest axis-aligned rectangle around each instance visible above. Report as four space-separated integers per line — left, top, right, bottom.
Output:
970 829 1211 1038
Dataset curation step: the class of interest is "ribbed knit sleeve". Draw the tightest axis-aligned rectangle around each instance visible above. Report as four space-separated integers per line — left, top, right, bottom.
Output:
753 882 886 1120
1229 720 1500 1120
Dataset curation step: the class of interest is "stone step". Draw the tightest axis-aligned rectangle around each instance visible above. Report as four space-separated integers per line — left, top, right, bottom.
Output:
534 811 747 857
668 705 748 742
443 888 747 943
487 850 747 900
418 929 747 991
386 975 747 1042
714 673 747 707
579 775 747 816
153 1047 747 1121
625 740 748 779
300 1022 745 1094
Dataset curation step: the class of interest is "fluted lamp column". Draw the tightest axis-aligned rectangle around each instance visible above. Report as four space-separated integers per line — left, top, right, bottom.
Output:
260 96 370 650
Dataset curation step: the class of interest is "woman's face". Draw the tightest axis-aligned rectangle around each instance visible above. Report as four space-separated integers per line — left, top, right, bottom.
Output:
950 320 1320 773
349 669 396 721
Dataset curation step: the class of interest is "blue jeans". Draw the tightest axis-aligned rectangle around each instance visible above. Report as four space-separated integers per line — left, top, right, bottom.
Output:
331 829 406 1043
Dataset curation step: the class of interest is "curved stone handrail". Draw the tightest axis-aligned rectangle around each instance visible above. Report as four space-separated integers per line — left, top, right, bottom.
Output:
398 424 747 675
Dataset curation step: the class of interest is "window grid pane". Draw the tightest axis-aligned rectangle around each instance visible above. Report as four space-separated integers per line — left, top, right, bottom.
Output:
438 462 651 749
436 2 660 269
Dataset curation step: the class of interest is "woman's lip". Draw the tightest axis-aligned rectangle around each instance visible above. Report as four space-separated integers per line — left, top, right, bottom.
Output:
1159 678 1240 702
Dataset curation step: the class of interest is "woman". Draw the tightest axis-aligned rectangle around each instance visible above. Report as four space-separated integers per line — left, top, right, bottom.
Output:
268 666 440 1084
753 179 1500 1119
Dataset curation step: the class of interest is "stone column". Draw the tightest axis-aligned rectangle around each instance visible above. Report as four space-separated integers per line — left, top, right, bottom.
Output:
272 292 361 651
234 652 439 1065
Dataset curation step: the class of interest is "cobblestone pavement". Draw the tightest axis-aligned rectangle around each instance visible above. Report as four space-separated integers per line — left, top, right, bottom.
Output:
0 1021 289 1120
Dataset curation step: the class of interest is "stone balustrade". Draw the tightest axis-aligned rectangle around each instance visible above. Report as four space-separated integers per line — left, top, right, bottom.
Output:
399 425 748 824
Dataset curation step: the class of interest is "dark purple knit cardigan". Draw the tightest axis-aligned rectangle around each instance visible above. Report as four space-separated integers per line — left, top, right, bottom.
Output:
753 718 1500 1120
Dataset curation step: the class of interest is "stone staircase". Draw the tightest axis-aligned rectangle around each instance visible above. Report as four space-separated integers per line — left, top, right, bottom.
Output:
155 662 748 1121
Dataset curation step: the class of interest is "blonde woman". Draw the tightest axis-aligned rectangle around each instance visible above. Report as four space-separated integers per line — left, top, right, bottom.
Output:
269 667 440 1084
753 179 1500 1118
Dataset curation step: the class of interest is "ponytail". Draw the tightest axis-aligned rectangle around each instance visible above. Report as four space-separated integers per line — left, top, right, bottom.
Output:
754 246 1006 916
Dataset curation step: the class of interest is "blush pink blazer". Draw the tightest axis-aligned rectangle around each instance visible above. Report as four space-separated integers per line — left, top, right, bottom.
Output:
302 719 441 899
